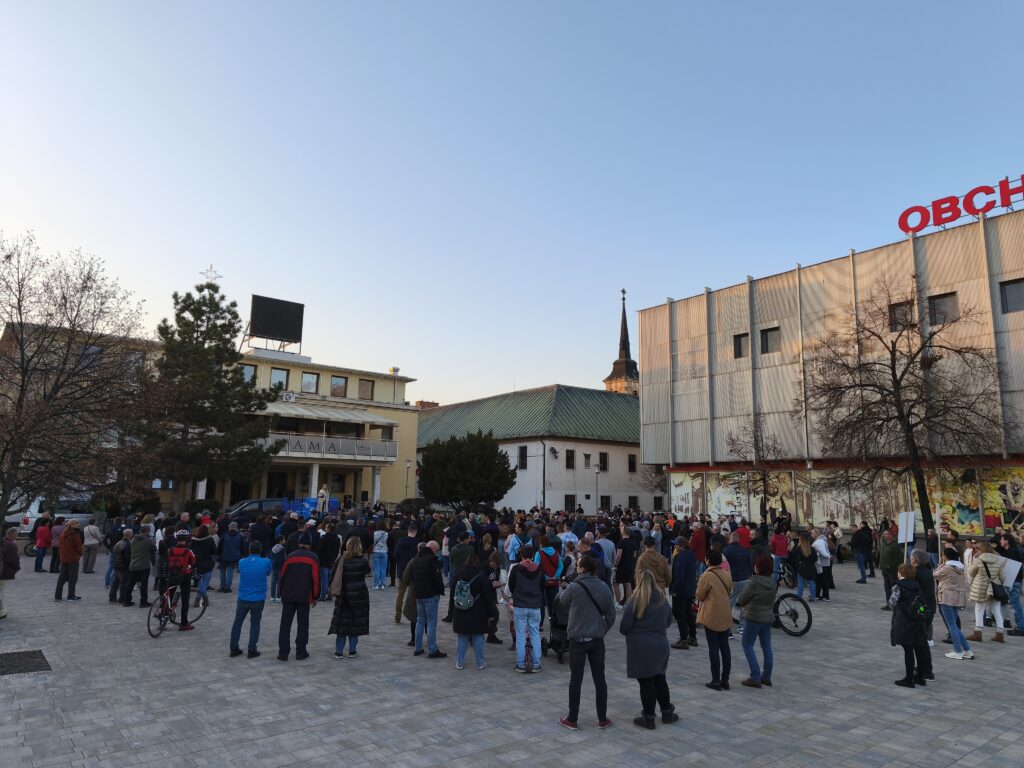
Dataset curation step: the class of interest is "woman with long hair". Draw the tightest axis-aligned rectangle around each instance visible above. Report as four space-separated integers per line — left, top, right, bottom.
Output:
619 569 677 729
793 533 818 603
967 541 1006 643
329 537 371 658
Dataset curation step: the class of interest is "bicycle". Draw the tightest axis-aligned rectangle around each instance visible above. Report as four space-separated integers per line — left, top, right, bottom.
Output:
147 582 207 638
731 591 812 637
778 560 796 589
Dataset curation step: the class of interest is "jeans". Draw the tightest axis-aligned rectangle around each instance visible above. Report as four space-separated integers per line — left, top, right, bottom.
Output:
855 553 867 581
230 599 265 652
278 602 310 657
197 570 213 597
939 604 971 654
771 555 783 583
730 580 748 611
514 606 542 669
271 567 281 599
705 627 731 683
35 547 48 572
796 575 816 602
335 635 359 655
373 552 388 589
219 563 236 590
929 553 939 568
442 555 451 581
415 595 440 654
1009 582 1024 629
637 674 671 716
55 562 80 599
319 567 330 600
567 638 607 723
741 619 773 682
456 634 485 668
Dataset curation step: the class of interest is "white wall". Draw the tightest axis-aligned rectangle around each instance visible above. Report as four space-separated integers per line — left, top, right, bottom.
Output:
498 440 662 514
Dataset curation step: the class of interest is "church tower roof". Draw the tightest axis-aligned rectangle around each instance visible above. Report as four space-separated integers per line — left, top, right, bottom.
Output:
603 289 639 395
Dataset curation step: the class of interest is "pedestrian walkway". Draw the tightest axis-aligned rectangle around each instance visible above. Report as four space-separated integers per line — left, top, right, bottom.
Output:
1 552 1023 768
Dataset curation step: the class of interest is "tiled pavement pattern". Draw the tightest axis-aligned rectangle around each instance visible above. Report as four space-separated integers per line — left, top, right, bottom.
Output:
2 553 1024 768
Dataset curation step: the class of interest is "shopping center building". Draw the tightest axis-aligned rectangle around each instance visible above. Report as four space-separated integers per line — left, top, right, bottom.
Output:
638 193 1024 535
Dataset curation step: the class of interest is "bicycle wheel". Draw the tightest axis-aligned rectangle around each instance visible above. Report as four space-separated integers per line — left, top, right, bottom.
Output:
774 593 811 637
147 599 168 638
165 586 180 625
781 563 796 589
23 541 36 557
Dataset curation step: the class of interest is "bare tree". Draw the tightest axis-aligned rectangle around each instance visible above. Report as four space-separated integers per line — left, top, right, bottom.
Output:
727 415 790 525
637 463 668 497
0 233 146 518
800 273 1008 530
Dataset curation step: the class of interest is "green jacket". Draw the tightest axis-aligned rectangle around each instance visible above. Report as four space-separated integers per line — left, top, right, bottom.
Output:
878 539 902 572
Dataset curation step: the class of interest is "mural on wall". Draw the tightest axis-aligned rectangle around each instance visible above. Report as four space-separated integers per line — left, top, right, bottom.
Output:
707 472 749 521
748 471 795 528
981 468 1024 533
670 472 705 519
915 469 982 536
851 473 912 530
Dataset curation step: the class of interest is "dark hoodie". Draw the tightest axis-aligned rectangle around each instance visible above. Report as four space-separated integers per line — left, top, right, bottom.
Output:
736 574 778 624
508 559 544 609
890 577 926 646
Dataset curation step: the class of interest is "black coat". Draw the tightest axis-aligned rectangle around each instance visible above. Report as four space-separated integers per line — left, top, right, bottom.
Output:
913 561 936 612
394 536 419 577
318 533 341 571
248 523 273 557
329 556 371 637
890 578 926 646
451 565 499 636
409 550 445 599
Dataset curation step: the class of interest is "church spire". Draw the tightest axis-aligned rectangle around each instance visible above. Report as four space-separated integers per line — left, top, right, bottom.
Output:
604 289 639 396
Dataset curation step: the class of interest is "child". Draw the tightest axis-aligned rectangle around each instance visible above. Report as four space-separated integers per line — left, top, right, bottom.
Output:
270 536 286 603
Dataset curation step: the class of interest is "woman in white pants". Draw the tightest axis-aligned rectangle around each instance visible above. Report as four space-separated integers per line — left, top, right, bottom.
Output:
967 542 1005 643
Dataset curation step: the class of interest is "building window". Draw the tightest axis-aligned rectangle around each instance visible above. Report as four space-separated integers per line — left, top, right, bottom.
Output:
928 292 959 324
598 452 609 472
564 494 576 512
358 379 374 400
653 496 664 511
301 372 319 394
888 301 915 332
628 454 637 473
270 368 289 389
1000 278 1024 314
240 364 256 384
517 445 528 470
733 333 749 359
583 453 591 469
380 427 394 441
565 449 575 470
330 376 348 398
600 495 611 512
760 327 781 354
150 479 175 490
628 495 639 509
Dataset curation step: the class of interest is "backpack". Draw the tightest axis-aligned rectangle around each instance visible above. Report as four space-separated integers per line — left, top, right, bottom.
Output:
890 584 929 622
453 573 480 611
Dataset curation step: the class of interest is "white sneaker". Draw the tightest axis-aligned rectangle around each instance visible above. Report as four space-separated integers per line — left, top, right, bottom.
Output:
944 651 963 660
963 651 975 659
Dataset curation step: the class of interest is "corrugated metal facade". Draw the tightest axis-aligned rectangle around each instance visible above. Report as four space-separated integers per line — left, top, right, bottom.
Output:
639 209 1024 465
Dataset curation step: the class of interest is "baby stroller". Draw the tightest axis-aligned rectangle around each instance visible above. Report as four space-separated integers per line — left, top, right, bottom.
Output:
543 588 571 664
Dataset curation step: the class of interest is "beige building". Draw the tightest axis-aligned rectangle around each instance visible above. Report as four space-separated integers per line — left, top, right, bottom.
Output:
222 348 418 509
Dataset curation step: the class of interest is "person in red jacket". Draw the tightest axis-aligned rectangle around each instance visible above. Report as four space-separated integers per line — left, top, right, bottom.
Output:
55 519 84 601
277 534 320 661
34 520 52 572
690 524 707 574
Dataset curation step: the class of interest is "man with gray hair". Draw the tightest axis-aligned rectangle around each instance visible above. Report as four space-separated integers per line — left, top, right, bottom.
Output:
910 549 937 653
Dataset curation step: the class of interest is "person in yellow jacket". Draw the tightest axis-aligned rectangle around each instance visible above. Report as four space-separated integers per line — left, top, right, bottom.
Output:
695 550 734 690
635 536 671 590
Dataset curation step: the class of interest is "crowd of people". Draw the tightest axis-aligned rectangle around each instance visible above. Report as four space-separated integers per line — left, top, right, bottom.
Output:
7 503 1024 725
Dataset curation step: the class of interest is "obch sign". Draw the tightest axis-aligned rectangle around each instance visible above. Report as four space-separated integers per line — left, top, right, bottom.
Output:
899 175 1024 234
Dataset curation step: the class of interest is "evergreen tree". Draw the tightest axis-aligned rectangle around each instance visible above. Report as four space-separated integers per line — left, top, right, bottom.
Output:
145 282 279 511
418 430 517 514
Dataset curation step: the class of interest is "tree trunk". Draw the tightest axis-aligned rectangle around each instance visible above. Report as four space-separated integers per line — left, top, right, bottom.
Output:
912 466 934 531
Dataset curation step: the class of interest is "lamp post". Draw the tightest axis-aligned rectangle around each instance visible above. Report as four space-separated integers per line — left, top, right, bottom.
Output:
594 467 601 515
404 459 413 499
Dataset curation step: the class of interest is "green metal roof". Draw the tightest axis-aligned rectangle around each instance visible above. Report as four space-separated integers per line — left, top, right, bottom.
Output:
417 384 639 447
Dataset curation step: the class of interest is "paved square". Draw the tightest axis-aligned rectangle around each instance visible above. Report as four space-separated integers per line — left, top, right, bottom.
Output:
2 552 1023 768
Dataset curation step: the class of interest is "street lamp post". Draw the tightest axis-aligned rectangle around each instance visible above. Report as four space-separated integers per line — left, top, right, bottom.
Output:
594 467 601 515
404 459 413 499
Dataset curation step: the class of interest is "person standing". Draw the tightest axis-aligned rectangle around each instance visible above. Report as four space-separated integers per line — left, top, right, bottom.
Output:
850 521 873 584
81 518 103 574
217 522 244 593
890 563 932 687
669 536 698 650
230 541 272 655
811 528 832 601
620 569 677 730
191 525 217 607
769 526 789 584
277 533 320 661
508 545 544 672
49 517 65 573
934 547 973 660
371 523 389 591
878 529 902 609
614 524 638 606
793 533 818 603
393 524 420 624
723 532 753 612
54 519 84 601
410 539 447 658
123 524 155 607
695 550 733 690
996 532 1024 636
555 553 615 730
736 556 778 687
910 549 937 650
329 538 371 658
34 518 52 573
108 529 133 603
967 542 1006 643
635 536 671 591
0 527 21 618
451 553 499 670
444 531 477 621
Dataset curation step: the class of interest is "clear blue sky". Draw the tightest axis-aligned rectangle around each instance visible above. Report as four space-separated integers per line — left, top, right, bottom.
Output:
2 3 1022 404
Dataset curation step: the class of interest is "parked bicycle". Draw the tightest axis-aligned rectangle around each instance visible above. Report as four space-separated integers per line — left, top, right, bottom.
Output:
732 591 812 637
148 582 207 638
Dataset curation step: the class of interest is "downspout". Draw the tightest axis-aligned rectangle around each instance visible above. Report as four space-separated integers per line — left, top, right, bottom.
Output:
540 439 547 509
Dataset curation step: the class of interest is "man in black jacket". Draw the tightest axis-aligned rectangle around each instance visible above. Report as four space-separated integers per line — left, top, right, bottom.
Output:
408 541 446 658
851 521 873 584
277 534 319 661
394 525 420 624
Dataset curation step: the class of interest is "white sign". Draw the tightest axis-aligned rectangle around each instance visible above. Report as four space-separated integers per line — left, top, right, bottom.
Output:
1003 559 1022 588
897 511 916 544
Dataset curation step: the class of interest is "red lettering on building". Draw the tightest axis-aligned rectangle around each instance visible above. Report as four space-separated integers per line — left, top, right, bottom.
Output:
898 206 930 234
899 174 1023 233
963 185 996 216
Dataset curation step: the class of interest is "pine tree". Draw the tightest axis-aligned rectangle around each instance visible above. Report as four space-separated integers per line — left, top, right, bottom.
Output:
145 282 279 511
417 430 517 513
